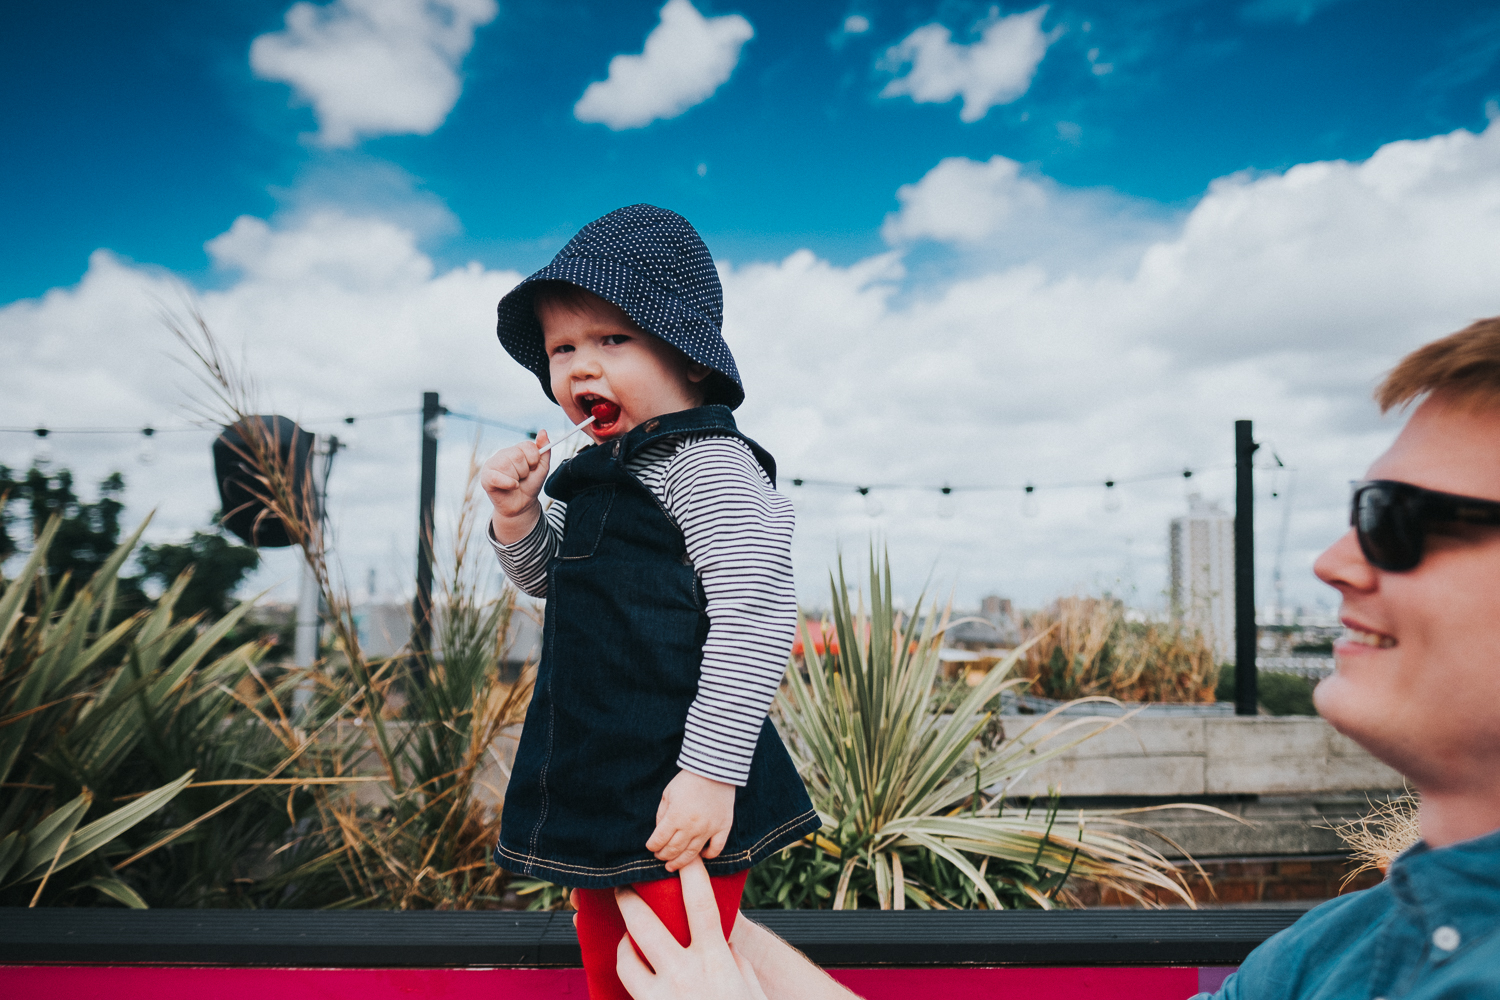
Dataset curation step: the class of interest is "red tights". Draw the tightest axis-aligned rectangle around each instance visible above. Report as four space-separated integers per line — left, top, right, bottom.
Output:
572 869 748 1000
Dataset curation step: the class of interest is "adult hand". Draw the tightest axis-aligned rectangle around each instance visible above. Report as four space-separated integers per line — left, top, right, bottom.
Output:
614 858 767 1000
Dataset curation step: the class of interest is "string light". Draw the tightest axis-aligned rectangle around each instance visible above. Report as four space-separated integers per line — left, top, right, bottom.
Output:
1103 478 1121 513
5 412 1284 514
789 464 1237 498
937 484 955 519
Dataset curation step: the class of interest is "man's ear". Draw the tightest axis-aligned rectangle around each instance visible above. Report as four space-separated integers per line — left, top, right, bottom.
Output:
686 361 712 384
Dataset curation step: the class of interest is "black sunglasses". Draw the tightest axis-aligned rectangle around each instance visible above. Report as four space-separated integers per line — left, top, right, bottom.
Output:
1351 479 1500 572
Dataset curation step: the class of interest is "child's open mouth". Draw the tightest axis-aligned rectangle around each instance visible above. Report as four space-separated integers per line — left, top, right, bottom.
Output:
578 394 622 430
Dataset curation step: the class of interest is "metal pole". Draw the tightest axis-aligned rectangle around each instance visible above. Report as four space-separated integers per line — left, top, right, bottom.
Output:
1234 420 1258 716
412 392 442 667
293 435 327 714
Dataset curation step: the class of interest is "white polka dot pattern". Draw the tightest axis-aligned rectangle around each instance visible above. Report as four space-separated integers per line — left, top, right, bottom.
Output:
496 204 744 409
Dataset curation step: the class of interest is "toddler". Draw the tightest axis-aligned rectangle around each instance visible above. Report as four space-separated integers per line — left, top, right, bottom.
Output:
483 205 819 1000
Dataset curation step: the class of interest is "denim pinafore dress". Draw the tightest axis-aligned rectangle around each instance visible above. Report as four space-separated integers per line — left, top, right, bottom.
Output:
495 406 821 889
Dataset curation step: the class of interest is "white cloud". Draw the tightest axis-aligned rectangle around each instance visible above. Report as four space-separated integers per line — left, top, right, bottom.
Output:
574 0 753 130
880 154 1174 273
724 120 1500 608
879 6 1057 123
251 0 498 148
843 15 870 35
884 156 1049 244
0 210 525 603
7 122 1500 615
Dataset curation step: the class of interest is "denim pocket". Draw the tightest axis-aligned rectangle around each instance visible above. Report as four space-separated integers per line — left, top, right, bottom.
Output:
560 486 615 560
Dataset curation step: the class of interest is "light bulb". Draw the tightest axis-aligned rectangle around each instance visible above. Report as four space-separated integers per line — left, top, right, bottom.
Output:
1103 479 1121 513
859 488 883 518
32 429 51 466
1021 485 1038 518
937 486 955 519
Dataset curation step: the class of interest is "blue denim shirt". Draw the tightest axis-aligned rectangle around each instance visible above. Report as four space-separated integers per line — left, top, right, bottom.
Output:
1201 828 1500 999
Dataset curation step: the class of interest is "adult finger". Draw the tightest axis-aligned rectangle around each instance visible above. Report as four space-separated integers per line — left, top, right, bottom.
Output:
615 927 657 998
617 885 679 974
677 857 722 943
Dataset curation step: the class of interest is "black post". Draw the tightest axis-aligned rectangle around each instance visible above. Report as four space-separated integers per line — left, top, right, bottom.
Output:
1234 419 1258 716
412 392 442 665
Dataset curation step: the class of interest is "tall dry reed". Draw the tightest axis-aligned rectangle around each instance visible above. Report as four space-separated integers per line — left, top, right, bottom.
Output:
168 306 534 909
1018 597 1219 703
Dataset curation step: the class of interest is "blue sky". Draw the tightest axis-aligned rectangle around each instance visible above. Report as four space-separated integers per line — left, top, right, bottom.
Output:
4 0 1500 614
7 0 1497 299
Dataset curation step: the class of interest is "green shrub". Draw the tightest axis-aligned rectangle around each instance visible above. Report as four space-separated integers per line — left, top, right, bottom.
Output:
1215 667 1319 716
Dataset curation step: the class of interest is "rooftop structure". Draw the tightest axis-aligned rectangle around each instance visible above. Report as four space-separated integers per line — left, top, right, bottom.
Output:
1170 493 1235 661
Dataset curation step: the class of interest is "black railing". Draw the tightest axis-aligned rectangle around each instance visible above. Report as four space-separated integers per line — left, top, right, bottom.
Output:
1 908 1305 968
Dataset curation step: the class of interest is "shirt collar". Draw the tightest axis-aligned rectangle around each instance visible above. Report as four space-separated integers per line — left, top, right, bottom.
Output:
1388 825 1500 957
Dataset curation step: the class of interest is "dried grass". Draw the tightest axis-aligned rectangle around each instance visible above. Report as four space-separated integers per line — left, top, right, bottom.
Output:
1328 791 1421 886
166 306 534 908
1017 597 1219 704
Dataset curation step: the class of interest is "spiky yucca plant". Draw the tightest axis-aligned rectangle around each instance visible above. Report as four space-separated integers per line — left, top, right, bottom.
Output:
0 510 368 908
773 552 1210 910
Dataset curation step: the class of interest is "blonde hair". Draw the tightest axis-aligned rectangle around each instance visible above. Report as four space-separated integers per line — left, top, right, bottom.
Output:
1376 317 1500 413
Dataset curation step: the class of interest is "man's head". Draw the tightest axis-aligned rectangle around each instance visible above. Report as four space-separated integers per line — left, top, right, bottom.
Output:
1313 318 1500 814
495 204 744 411
533 282 712 440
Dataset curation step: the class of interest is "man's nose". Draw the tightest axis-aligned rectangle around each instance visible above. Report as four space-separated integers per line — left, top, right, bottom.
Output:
1313 528 1378 594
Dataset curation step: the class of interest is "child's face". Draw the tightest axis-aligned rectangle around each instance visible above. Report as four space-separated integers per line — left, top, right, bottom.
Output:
539 291 710 441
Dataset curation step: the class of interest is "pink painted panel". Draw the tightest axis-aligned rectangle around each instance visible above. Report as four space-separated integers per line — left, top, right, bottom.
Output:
0 965 1204 999
832 966 1201 999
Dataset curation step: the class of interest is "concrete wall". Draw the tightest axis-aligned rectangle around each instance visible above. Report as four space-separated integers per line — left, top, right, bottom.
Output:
1003 715 1403 798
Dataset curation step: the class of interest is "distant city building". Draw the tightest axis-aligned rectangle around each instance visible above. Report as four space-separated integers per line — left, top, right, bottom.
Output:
946 593 1021 650
1169 493 1235 661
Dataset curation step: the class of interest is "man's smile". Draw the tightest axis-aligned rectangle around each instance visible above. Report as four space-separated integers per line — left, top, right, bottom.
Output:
1339 620 1397 649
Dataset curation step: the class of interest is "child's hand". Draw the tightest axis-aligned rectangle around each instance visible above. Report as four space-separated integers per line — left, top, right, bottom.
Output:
481 430 550 543
646 770 735 872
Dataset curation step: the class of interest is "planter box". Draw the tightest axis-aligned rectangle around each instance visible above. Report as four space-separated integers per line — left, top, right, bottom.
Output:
0 907 1303 968
1004 715 1402 798
1 907 1302 998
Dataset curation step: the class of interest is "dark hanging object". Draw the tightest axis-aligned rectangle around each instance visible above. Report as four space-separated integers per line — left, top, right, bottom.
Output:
212 415 314 548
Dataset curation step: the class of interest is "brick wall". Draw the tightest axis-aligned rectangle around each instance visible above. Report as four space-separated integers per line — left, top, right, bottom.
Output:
1072 853 1384 907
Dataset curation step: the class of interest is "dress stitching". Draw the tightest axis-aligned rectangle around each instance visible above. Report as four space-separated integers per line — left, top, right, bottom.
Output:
497 807 820 880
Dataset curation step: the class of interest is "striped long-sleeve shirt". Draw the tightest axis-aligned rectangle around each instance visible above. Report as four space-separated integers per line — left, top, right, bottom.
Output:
489 433 798 787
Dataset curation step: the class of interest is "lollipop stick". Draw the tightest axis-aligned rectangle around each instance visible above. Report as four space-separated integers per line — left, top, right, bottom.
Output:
537 415 596 456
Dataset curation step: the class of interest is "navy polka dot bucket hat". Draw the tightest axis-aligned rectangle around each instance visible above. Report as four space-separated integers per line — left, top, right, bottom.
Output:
496 204 744 410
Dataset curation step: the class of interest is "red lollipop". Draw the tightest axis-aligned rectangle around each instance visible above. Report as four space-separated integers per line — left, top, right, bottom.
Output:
590 400 621 425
